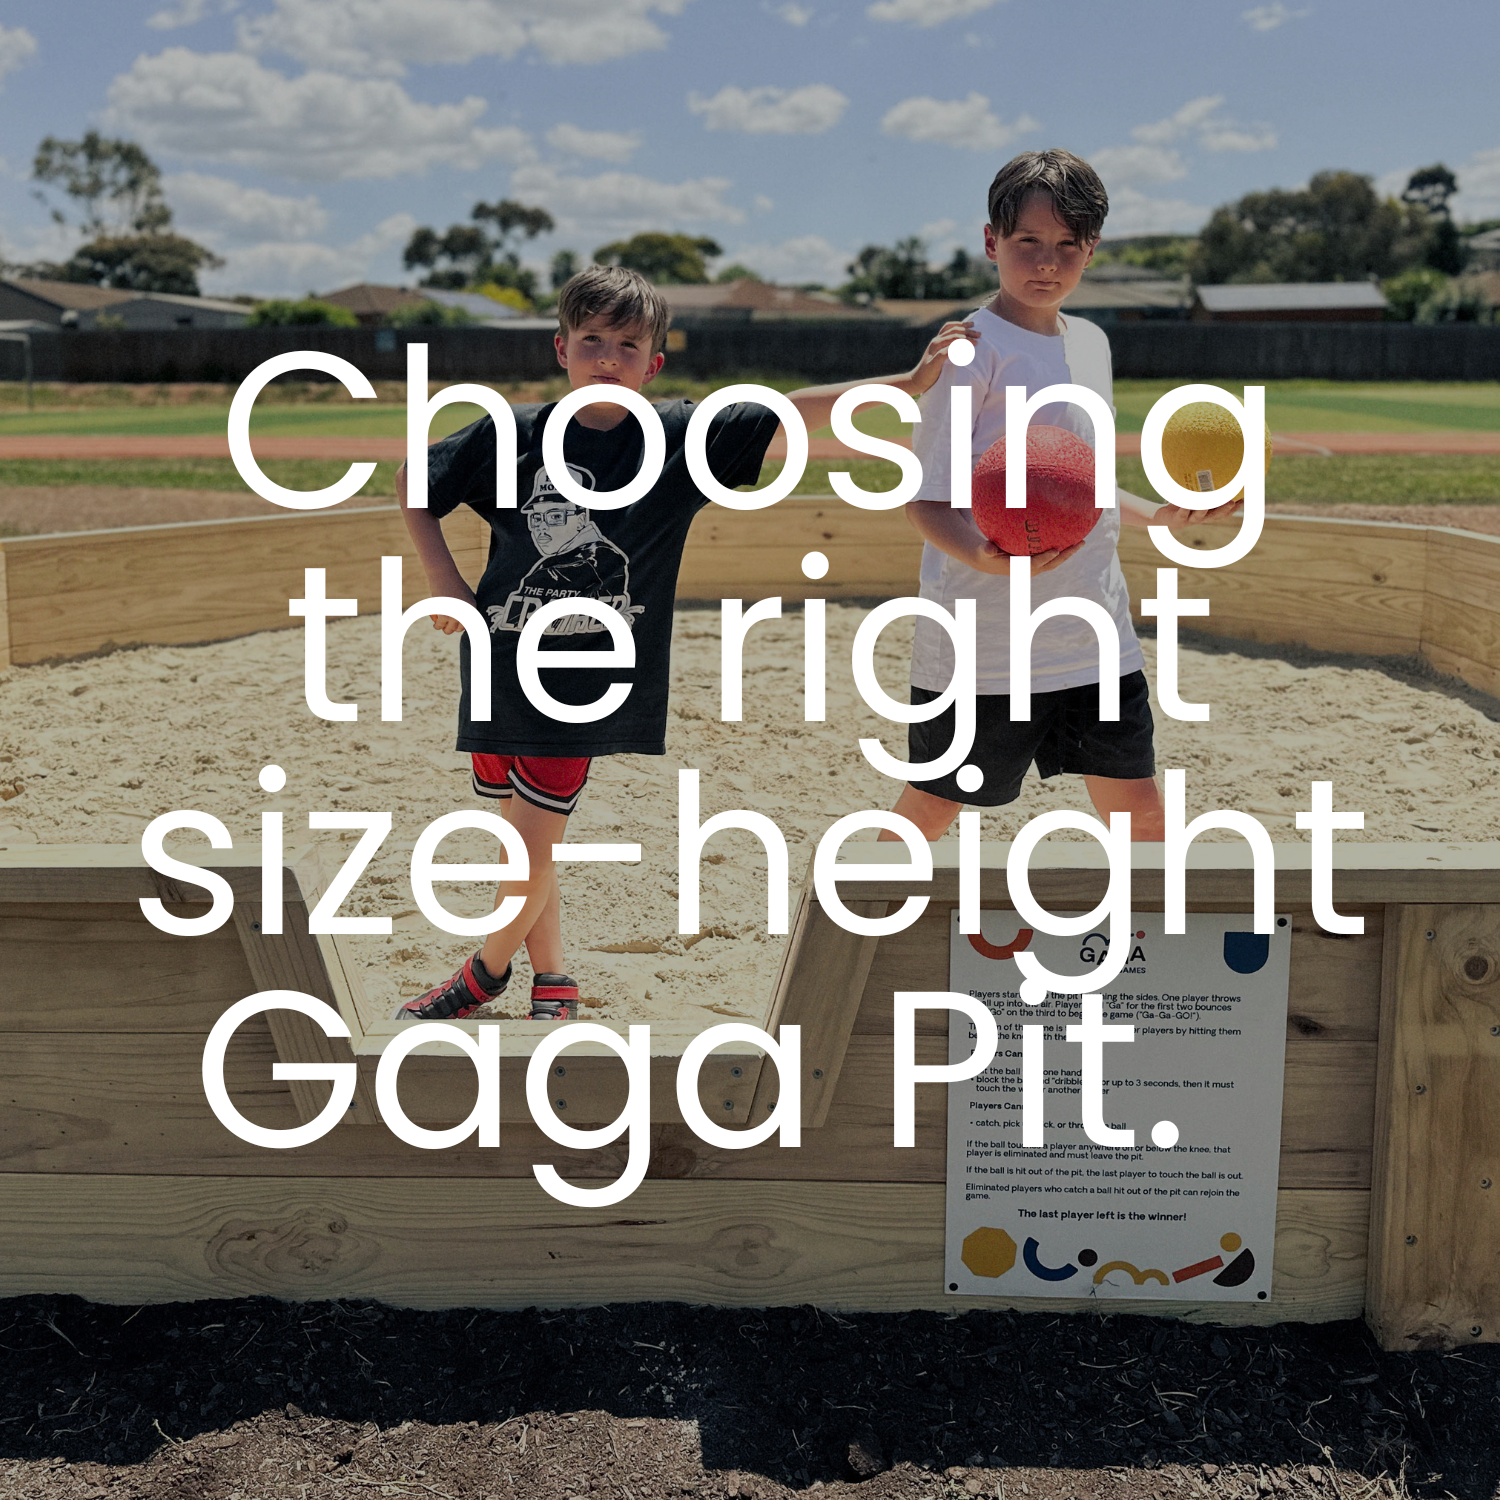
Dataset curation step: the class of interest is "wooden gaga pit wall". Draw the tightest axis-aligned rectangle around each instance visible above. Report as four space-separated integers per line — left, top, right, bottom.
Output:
0 504 1498 703
0 841 1496 1350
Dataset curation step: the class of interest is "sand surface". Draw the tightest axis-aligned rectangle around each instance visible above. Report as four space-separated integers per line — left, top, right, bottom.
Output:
2 605 1497 1031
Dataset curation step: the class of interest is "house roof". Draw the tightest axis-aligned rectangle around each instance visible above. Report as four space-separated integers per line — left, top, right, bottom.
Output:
1195 281 1388 313
2 277 136 311
662 279 875 317
1065 276 1189 311
318 282 428 316
1466 228 1500 252
874 299 981 328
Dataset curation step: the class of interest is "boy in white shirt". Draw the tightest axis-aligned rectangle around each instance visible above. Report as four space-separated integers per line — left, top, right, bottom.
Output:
886 149 1231 842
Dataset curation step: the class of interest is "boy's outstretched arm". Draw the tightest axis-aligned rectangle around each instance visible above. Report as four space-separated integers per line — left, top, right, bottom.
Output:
783 319 979 433
397 461 479 635
1117 488 1244 529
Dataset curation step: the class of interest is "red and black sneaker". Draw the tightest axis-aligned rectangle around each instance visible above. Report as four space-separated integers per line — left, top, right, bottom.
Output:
529 973 579 1021
392 953 511 1022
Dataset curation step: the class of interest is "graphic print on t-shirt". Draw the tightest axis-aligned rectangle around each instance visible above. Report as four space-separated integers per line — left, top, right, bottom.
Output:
486 462 640 637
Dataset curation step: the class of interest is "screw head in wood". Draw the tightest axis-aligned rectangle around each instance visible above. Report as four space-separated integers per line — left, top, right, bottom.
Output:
730 1066 743 1078
251 920 261 932
555 1099 566 1110
1415 1084 1427 1094
1405 1235 1418 1245
1482 1179 1493 1189
554 1065 565 1077
1491 1026 1500 1037
812 1068 824 1079
723 1100 734 1111
1425 930 1435 941
1470 1326 1483 1338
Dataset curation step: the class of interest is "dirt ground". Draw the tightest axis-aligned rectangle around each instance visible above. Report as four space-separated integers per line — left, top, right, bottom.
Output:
0 1296 1495 1500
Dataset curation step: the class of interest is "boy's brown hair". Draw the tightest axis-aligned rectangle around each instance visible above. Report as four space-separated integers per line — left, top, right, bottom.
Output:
987 149 1110 244
556 265 672 353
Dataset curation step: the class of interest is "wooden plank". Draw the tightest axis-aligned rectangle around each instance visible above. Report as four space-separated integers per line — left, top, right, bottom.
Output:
1420 528 1500 617
1420 595 1500 699
1421 642 1500 702
0 1027 1363 1189
0 1174 1365 1320
834 843 1500 907
0 902 257 1031
0 539 10 671
0 1032 764 1177
747 883 886 1129
0 1027 303 1175
2 506 485 664
1117 521 1429 658
685 500 916 551
0 844 289 904
232 897 377 1128
1366 903 1500 1349
365 1044 763 1128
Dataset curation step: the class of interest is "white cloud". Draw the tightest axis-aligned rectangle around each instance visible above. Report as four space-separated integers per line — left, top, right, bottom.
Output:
1132 96 1224 147
1450 146 1500 223
148 0 211 28
237 0 687 75
724 234 849 286
1103 187 1209 236
775 2 812 22
199 212 417 297
688 84 848 135
1201 125 1277 152
867 0 1004 25
545 122 640 163
0 24 37 83
753 193 775 211
1242 2 1310 31
165 172 329 244
1091 144 1187 187
105 49 534 180
509 164 744 237
881 92 1037 152
1128 95 1276 156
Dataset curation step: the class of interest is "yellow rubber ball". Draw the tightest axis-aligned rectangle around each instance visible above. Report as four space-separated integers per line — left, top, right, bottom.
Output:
1159 402 1273 502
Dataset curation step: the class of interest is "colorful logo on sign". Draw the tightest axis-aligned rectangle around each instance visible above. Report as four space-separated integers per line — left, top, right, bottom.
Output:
967 928 1032 961
959 1230 1257 1292
1222 932 1270 974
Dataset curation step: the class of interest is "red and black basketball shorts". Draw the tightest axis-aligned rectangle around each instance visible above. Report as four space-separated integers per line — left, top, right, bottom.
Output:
471 754 591 816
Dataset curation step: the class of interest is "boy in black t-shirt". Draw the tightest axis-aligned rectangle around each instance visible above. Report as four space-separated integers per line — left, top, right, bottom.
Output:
396 265 973 1022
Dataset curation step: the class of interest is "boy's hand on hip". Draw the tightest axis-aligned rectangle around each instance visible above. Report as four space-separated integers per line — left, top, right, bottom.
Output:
909 320 979 396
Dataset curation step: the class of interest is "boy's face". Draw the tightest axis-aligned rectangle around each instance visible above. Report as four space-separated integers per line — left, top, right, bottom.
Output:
554 314 664 394
984 193 1096 312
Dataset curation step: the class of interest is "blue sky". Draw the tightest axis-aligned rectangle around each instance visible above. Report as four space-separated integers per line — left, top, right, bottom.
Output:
0 0 1495 296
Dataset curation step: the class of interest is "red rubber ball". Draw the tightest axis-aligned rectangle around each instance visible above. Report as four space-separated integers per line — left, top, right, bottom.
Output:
970 424 1101 556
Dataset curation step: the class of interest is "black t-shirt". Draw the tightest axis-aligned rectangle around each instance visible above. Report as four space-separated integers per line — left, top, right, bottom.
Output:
423 398 780 756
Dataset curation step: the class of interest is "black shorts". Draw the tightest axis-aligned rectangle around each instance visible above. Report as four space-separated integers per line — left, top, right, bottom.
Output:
906 670 1156 807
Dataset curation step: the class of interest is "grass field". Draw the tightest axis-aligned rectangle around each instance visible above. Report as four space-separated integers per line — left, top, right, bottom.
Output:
2 452 1497 507
1 378 1498 440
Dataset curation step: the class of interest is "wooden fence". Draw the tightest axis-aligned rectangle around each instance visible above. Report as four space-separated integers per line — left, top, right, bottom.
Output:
0 842 1495 1349
1 502 1497 701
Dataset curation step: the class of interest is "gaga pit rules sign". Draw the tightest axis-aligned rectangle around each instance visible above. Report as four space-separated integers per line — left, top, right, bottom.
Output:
944 911 1292 1303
